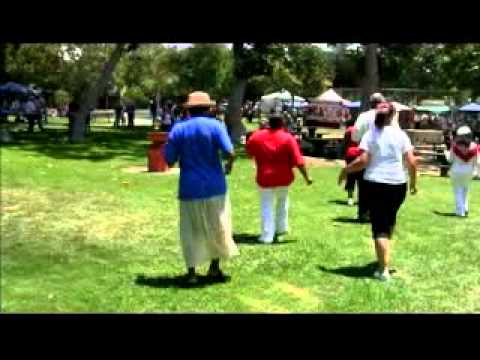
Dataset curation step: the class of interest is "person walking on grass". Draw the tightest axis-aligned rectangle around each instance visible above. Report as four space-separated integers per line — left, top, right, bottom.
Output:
447 126 479 217
246 114 313 244
339 102 417 281
165 91 239 285
352 93 400 222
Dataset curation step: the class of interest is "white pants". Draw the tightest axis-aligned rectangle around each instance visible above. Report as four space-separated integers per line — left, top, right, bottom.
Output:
451 173 472 216
258 186 289 243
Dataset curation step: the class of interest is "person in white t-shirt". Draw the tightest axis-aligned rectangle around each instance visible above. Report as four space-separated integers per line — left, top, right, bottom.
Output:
339 102 417 281
351 93 388 222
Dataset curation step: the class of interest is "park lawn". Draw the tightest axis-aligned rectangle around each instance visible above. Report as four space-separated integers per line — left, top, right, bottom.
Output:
1 122 480 313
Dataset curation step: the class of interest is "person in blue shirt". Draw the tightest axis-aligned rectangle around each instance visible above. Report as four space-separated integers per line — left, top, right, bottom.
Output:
165 91 238 285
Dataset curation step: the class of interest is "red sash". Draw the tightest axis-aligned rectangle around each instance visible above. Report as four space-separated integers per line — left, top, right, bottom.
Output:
452 144 478 162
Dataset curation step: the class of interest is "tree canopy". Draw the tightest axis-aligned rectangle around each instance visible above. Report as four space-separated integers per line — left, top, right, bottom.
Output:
3 43 480 107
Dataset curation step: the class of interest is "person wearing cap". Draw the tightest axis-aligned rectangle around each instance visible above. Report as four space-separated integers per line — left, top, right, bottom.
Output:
339 102 417 281
165 91 239 285
446 126 478 217
246 114 313 244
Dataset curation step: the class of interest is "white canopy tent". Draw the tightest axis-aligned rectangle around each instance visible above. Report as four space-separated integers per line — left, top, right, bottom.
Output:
260 89 307 113
312 89 349 105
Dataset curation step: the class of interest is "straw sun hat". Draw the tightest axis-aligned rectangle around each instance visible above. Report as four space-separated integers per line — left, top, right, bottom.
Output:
184 91 216 108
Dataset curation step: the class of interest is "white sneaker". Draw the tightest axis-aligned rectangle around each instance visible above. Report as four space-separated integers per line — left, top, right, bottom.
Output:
347 198 354 206
373 269 391 281
258 237 274 244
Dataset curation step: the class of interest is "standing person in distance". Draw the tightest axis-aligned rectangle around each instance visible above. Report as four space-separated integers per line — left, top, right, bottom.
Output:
149 98 157 127
447 126 479 217
246 114 313 244
339 102 417 281
126 101 135 128
165 91 239 285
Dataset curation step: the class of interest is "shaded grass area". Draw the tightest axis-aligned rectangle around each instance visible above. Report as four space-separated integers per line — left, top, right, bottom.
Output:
1 123 480 312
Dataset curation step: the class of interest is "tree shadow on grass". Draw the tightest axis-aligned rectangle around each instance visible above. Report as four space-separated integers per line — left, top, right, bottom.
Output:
432 210 458 217
318 262 396 279
2 126 152 162
134 274 231 290
233 233 297 246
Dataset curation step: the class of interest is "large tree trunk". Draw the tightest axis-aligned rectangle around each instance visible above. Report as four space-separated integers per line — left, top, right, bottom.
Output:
0 43 7 84
225 78 247 142
361 43 380 112
225 42 247 143
70 43 129 143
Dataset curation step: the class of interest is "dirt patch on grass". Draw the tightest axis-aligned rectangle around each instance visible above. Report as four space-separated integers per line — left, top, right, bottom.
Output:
274 282 320 309
238 295 289 313
1 188 168 249
122 165 179 176
304 156 344 168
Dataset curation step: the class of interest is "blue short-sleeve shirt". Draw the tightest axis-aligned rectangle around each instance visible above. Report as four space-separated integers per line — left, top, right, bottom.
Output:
165 116 234 200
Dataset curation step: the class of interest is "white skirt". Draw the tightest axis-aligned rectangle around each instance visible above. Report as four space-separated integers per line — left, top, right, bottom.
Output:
179 194 239 268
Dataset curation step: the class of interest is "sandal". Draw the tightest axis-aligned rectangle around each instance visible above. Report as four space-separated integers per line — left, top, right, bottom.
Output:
206 269 230 282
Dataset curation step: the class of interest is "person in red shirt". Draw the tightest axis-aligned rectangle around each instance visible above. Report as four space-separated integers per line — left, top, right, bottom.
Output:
246 115 313 244
343 120 364 207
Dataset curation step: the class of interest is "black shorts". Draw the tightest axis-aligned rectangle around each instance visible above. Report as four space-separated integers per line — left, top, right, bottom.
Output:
364 180 407 239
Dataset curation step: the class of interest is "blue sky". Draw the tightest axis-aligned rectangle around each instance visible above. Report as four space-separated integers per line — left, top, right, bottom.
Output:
163 43 341 51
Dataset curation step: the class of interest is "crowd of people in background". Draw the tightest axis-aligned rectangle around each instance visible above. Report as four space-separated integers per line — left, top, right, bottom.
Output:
162 89 479 285
0 94 47 132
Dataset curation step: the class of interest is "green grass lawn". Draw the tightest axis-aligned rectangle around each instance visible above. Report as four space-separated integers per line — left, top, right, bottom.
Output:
1 119 480 312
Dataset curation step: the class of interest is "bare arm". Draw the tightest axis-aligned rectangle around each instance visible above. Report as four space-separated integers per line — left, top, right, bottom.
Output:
346 152 369 173
338 152 369 185
405 150 417 194
297 164 313 185
224 151 235 175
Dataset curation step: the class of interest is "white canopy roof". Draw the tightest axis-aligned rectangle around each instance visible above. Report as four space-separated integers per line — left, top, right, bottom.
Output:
261 89 306 102
313 89 346 104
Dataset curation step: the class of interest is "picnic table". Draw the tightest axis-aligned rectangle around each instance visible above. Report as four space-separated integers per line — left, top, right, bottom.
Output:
91 109 115 123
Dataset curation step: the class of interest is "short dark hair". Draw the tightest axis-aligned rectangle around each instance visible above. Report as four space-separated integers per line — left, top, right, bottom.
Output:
188 106 210 116
370 99 383 109
268 115 285 129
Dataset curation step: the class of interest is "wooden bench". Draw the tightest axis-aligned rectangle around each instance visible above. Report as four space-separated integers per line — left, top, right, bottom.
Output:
407 129 449 177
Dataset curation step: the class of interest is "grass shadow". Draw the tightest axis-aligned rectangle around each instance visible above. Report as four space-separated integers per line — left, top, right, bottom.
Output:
318 262 378 279
318 262 397 279
233 233 297 246
332 217 368 224
432 210 458 217
328 199 355 206
134 274 230 289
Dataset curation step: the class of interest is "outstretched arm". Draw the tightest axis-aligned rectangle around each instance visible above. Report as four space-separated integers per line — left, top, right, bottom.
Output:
338 152 369 185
